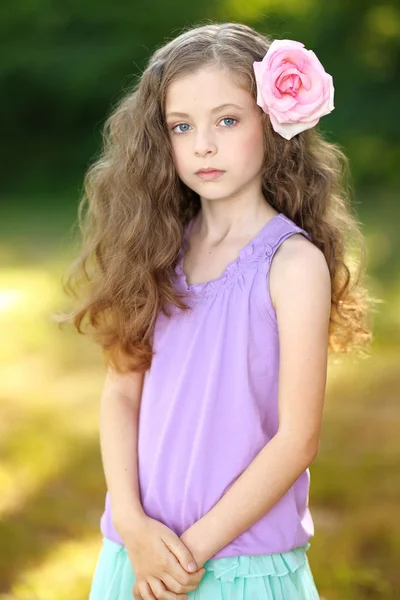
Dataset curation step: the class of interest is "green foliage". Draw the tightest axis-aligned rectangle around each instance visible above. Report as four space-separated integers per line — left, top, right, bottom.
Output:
1 1 399 194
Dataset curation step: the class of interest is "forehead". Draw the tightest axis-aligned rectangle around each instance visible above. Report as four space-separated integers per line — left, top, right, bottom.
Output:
165 64 252 112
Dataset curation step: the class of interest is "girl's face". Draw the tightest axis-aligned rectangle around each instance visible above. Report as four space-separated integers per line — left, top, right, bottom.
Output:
165 64 265 203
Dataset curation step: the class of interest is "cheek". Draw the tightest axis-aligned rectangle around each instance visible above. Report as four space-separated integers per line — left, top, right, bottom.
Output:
233 128 264 171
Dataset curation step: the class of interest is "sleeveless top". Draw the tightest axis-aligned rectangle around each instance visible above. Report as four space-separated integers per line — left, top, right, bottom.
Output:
100 212 315 559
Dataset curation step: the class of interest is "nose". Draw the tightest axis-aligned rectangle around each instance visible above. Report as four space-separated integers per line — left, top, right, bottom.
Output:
194 128 217 157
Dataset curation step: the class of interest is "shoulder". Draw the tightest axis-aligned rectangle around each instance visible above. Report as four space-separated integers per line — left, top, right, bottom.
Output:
269 232 331 311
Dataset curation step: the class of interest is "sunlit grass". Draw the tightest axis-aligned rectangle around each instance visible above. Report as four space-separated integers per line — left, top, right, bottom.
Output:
0 197 399 599
9 536 101 600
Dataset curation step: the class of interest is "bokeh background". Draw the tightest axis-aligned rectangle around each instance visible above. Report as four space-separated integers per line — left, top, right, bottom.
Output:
1 1 399 599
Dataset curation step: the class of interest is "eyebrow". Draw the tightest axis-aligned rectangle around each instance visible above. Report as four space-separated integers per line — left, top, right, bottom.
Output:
166 103 245 119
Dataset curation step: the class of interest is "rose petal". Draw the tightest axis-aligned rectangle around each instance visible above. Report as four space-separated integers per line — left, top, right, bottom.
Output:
275 68 302 93
263 70 298 110
253 60 267 110
269 111 319 140
327 75 335 110
266 39 305 57
268 52 307 76
303 49 327 77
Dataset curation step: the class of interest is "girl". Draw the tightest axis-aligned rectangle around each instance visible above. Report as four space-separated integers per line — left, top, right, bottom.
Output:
59 21 373 600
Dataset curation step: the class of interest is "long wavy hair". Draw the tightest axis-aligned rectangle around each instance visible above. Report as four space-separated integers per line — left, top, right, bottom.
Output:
56 21 378 373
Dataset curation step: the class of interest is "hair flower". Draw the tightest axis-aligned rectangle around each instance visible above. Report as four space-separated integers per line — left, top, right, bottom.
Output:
253 39 335 140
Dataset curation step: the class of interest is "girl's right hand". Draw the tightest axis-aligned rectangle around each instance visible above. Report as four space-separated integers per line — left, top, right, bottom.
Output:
120 515 206 600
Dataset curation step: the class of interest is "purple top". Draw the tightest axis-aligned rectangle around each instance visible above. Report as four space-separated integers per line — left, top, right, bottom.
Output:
100 212 314 559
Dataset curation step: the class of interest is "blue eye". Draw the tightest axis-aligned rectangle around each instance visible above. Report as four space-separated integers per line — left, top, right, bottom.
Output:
220 117 238 127
170 117 238 135
171 123 192 134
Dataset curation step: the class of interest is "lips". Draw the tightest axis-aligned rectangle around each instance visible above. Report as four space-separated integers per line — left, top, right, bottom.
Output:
195 169 225 181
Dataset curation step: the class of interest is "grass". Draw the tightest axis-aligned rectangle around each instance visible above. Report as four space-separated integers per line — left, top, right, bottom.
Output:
0 192 399 599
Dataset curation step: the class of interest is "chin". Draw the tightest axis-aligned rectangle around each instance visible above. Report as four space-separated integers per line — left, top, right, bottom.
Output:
197 190 233 202
190 182 236 200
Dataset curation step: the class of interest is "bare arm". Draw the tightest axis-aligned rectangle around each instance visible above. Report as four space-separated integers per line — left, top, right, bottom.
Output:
100 366 207 600
99 366 147 538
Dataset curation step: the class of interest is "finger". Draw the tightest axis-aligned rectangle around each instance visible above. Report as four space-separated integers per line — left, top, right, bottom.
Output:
132 588 143 600
132 582 143 600
148 576 189 600
176 565 205 588
139 580 157 600
161 570 200 594
161 545 204 586
161 568 205 594
162 537 199 574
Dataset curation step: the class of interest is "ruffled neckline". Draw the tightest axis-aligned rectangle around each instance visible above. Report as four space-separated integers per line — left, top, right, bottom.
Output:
175 212 284 297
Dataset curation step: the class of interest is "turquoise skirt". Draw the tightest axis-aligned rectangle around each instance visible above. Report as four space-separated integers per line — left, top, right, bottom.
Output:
88 537 320 599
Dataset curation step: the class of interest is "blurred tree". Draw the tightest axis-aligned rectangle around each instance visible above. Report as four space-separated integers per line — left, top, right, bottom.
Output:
0 0 399 195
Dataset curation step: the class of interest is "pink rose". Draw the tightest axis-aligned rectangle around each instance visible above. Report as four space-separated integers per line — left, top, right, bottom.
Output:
253 39 335 140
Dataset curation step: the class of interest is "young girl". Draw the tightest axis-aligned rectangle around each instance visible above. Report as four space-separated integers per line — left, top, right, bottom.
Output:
60 21 373 600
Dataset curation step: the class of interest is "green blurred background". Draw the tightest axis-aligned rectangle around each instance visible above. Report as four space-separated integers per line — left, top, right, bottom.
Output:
0 1 399 599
